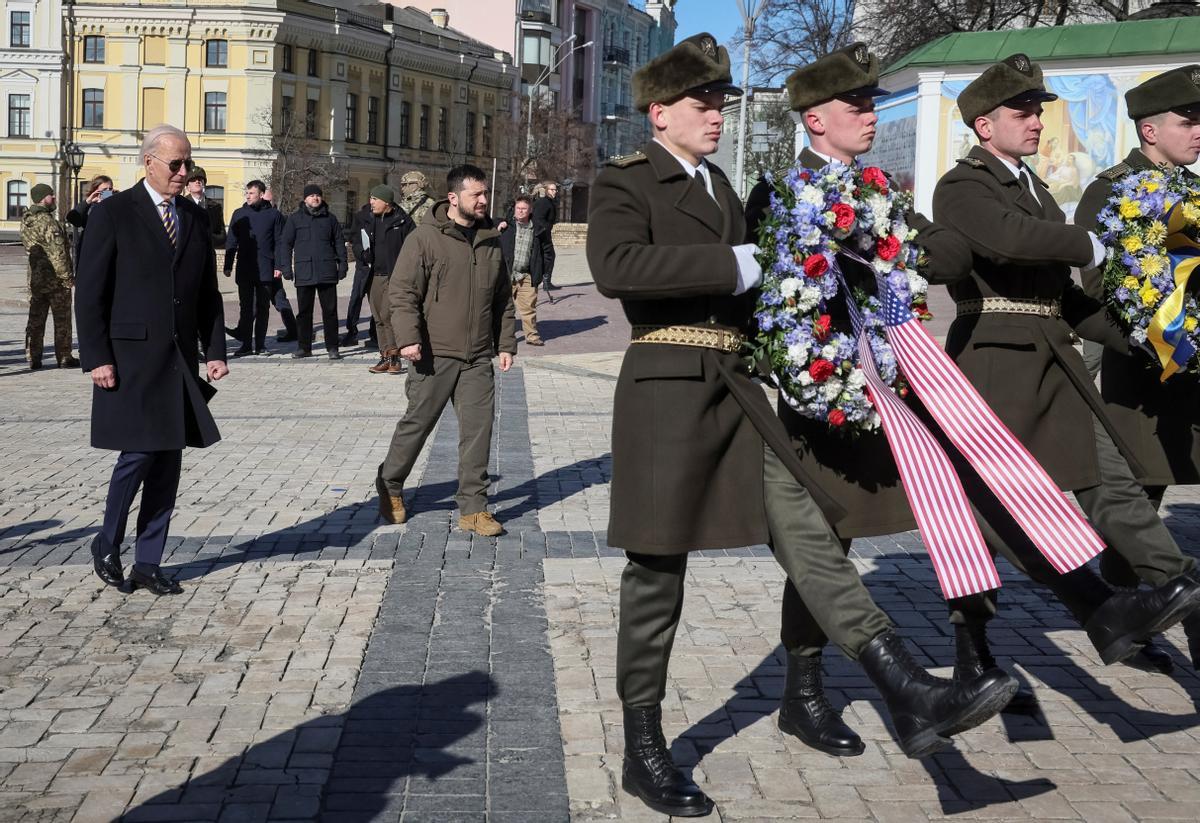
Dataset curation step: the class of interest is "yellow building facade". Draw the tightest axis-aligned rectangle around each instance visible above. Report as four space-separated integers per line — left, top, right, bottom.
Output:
50 0 512 231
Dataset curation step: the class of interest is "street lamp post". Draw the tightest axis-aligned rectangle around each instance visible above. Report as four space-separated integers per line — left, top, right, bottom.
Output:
65 142 85 202
734 0 764 200
524 36 593 171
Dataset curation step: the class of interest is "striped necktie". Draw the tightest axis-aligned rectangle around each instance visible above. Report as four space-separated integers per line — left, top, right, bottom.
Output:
159 201 177 247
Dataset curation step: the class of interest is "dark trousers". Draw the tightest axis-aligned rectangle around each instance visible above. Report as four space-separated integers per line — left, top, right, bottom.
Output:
368 274 396 352
237 279 297 347
616 445 894 707
100 450 182 566
296 283 339 352
380 356 495 514
345 263 373 337
541 236 556 289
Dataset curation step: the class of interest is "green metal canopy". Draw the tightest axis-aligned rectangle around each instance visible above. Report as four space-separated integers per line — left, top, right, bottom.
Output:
885 17 1200 75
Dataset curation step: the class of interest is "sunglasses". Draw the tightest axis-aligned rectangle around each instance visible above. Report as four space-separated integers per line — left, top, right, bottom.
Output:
149 154 196 174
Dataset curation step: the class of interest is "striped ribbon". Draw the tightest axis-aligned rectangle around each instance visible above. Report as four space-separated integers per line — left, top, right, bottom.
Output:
160 202 177 247
1147 202 1200 382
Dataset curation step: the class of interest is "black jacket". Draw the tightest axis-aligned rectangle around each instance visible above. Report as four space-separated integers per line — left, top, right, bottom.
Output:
186 195 227 248
532 195 557 238
225 200 285 284
352 205 414 278
75 182 225 452
499 220 545 287
66 197 106 264
278 202 348 286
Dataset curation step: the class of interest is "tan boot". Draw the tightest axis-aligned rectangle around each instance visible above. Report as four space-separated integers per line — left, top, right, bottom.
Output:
368 348 394 374
375 470 407 524
458 511 503 536
387 352 405 374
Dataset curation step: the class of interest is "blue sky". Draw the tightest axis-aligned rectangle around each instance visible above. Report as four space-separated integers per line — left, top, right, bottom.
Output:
674 1 748 72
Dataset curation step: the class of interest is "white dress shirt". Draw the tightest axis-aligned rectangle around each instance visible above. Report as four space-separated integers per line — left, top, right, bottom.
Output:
143 179 179 243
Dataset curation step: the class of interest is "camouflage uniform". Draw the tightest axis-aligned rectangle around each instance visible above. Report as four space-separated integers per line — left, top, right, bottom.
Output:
399 171 433 225
20 203 75 367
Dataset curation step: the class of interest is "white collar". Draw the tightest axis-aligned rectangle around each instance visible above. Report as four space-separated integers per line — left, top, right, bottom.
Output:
143 178 173 207
653 139 716 201
992 153 1029 181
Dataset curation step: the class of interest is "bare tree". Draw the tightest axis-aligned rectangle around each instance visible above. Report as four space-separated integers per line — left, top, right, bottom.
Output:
492 99 596 206
254 108 350 214
733 0 858 83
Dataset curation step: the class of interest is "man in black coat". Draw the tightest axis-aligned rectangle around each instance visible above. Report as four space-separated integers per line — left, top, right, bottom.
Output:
531 181 558 297
75 124 228 597
184 166 227 249
224 180 298 355
343 201 376 349
362 184 417 375
277 184 348 359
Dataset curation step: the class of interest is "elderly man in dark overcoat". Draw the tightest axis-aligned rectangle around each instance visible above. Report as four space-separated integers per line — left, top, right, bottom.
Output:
588 33 1018 818
932 56 1200 651
75 124 227 597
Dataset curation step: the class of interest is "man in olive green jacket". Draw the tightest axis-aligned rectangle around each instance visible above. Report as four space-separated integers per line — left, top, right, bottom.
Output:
20 183 78 369
1075 65 1200 668
377 164 516 537
932 55 1200 661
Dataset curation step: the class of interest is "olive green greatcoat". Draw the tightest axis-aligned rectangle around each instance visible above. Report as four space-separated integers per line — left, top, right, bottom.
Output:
744 148 975 537
1076 148 1200 487
932 145 1140 490
588 140 837 554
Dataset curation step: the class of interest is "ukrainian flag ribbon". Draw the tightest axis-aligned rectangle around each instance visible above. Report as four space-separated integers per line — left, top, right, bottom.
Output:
1148 202 1200 381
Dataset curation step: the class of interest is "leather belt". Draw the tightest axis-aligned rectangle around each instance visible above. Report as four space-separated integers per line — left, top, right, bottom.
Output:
630 324 746 353
956 297 1062 319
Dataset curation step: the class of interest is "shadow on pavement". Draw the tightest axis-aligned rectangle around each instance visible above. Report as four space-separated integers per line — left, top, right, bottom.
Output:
122 672 494 822
536 315 609 342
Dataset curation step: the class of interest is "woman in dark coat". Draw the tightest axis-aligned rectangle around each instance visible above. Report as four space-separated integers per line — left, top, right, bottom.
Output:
66 174 115 263
277 185 348 359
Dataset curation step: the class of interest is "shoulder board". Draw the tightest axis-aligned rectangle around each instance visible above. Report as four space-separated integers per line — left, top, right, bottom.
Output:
1097 161 1133 182
955 157 986 169
607 151 647 169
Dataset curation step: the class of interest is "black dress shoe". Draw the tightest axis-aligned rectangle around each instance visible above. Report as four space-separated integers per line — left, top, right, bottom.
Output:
953 624 1039 715
233 343 252 357
127 565 183 596
778 652 865 756
90 534 124 587
339 331 358 347
276 331 298 343
622 705 714 817
291 350 312 359
225 326 245 342
1086 575 1200 664
1127 639 1175 674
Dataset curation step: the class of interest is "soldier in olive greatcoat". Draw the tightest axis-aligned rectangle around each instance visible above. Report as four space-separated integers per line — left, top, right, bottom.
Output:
1075 66 1200 668
588 32 1018 818
931 55 1200 665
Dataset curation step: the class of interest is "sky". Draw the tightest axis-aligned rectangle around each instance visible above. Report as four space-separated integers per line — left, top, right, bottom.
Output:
674 1 751 76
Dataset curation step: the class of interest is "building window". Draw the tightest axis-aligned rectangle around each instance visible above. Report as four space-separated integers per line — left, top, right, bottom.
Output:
280 44 293 73
7 180 28 219
307 48 318 77
465 111 476 156
83 36 105 63
280 94 293 132
204 91 226 132
205 40 227 68
305 98 318 138
8 94 31 138
82 88 103 128
367 96 379 145
10 11 30 48
399 101 410 148
419 105 429 150
482 114 492 155
345 93 358 142
205 185 224 212
437 107 447 152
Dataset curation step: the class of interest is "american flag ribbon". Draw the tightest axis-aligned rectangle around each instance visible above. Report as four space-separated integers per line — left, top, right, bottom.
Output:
835 255 1104 599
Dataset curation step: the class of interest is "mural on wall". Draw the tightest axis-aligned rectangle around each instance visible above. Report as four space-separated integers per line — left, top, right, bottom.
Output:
859 95 918 192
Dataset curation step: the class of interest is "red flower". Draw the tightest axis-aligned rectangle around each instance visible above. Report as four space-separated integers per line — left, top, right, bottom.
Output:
828 409 847 427
803 254 828 279
813 313 832 341
862 166 889 189
831 202 856 230
809 358 835 382
876 235 901 262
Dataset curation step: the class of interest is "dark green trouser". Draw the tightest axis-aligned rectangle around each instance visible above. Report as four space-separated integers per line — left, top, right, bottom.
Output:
616 445 892 708
379 355 494 515
368 273 396 352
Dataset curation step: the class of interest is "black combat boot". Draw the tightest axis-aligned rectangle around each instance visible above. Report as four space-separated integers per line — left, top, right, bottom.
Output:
1128 639 1175 674
954 623 1039 715
1183 611 1200 669
858 630 1017 759
1084 574 1200 664
621 705 714 817
778 652 865 756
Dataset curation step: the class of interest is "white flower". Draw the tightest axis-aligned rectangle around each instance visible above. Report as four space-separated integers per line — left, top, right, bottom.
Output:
788 343 809 363
823 378 844 401
865 411 882 430
800 226 822 246
779 277 802 298
907 273 929 299
797 369 814 385
873 257 894 274
1131 327 1148 344
847 368 866 389
820 343 838 360
799 187 824 207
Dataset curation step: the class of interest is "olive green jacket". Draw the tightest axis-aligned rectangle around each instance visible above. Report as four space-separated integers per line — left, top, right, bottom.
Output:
1077 149 1200 486
745 147 974 537
587 140 836 554
932 145 1140 490
20 204 73 290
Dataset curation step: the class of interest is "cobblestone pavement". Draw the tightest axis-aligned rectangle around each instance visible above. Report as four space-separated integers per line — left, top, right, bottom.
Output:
3 244 1200 822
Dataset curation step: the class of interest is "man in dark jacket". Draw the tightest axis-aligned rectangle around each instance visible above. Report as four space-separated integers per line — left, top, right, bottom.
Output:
75 124 227 597
224 180 297 355
277 184 347 360
377 165 516 536
499 194 545 346
532 180 558 296
185 166 227 249
343 201 376 349
589 34 1016 816
363 184 417 374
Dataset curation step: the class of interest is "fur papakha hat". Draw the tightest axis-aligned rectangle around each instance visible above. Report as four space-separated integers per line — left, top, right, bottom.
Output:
632 32 742 112
1126 65 1200 120
785 42 890 112
957 53 1058 127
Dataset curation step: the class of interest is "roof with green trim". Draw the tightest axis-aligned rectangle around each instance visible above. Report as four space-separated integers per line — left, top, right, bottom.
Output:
884 17 1200 76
